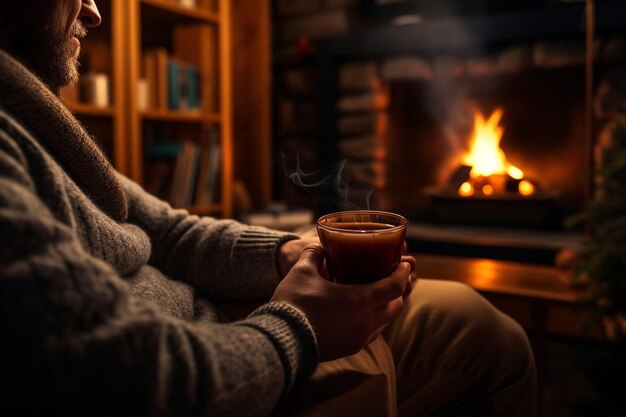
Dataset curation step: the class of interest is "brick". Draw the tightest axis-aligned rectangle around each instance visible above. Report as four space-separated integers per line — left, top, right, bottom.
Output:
594 83 626 119
498 46 532 73
603 36 626 63
466 46 530 77
338 113 389 136
605 67 626 95
432 57 465 79
277 99 318 134
342 160 386 190
282 68 317 96
337 90 390 114
323 0 357 9
533 40 586 69
381 57 433 81
338 135 381 160
273 45 318 67
466 56 498 77
280 137 318 164
276 0 322 17
339 62 381 92
280 10 350 44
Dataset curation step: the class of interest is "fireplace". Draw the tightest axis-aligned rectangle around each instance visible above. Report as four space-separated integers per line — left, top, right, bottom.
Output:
272 0 626 262
385 67 585 228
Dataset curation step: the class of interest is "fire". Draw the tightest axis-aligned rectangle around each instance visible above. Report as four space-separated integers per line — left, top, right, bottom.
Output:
463 108 523 180
459 181 474 196
519 180 535 196
458 108 535 197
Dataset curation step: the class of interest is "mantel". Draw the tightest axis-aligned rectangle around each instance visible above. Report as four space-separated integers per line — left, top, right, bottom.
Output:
324 1 626 59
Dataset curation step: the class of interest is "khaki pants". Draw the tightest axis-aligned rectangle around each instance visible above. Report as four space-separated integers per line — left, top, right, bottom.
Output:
289 279 537 417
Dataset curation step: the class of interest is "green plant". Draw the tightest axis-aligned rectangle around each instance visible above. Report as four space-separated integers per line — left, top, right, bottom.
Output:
574 113 626 339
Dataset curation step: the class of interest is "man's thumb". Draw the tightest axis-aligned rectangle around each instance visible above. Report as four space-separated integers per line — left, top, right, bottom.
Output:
296 244 325 272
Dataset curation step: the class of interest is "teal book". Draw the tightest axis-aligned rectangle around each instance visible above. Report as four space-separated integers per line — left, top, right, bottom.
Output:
167 60 180 110
149 142 183 158
186 66 200 110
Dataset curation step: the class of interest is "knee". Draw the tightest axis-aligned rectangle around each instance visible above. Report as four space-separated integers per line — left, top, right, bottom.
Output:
422 281 534 379
462 284 533 379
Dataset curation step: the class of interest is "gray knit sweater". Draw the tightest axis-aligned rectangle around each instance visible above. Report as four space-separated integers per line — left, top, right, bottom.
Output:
0 49 318 416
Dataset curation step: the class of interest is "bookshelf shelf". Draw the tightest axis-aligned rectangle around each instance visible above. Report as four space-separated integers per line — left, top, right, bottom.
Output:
140 0 219 26
141 110 221 124
187 204 223 216
67 102 117 117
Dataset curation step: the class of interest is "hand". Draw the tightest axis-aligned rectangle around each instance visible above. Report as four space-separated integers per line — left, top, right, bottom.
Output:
271 244 412 362
401 255 417 298
277 236 320 277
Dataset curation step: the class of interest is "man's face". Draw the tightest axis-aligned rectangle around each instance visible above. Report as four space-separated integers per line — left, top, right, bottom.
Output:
1 1 101 92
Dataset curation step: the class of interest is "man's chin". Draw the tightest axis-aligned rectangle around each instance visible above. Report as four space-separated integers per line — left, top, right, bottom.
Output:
39 54 80 93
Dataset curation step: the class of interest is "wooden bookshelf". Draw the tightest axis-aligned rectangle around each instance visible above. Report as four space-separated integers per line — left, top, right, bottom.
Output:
128 0 233 218
66 0 233 218
67 102 116 117
141 0 220 25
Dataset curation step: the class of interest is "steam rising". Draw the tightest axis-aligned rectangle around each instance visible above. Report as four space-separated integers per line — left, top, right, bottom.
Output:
282 152 375 212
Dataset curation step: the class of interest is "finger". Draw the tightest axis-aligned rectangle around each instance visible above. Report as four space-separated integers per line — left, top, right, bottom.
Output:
373 296 404 328
366 262 411 306
295 244 325 273
402 277 413 298
401 255 416 273
366 323 388 345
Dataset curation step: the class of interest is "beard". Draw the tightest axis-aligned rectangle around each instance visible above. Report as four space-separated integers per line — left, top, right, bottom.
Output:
7 18 87 91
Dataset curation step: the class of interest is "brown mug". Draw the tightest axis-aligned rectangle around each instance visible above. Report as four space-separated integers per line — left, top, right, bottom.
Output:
316 210 408 285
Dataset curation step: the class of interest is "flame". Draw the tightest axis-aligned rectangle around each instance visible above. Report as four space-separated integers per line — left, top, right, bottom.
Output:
463 108 523 179
459 181 474 196
519 180 535 196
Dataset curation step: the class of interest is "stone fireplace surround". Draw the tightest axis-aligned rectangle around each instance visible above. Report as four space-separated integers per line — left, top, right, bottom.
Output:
273 1 626 247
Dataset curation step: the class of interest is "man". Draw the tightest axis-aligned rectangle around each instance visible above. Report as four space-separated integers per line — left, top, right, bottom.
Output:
0 1 536 416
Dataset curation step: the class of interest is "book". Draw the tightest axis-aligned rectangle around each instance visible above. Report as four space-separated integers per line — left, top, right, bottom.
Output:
173 25 213 111
142 52 158 109
145 159 174 200
195 131 221 205
186 66 200 110
143 48 170 110
166 62 200 111
194 143 212 205
183 144 202 206
170 142 199 207
167 60 181 110
137 78 149 111
145 142 184 200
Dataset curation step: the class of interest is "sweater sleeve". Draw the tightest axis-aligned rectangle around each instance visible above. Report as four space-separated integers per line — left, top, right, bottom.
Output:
119 176 301 302
0 130 318 417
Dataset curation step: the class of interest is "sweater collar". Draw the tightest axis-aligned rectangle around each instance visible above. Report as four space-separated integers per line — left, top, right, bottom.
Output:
0 48 127 222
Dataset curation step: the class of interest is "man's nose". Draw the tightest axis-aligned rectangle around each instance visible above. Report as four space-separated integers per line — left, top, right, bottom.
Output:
80 0 102 27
